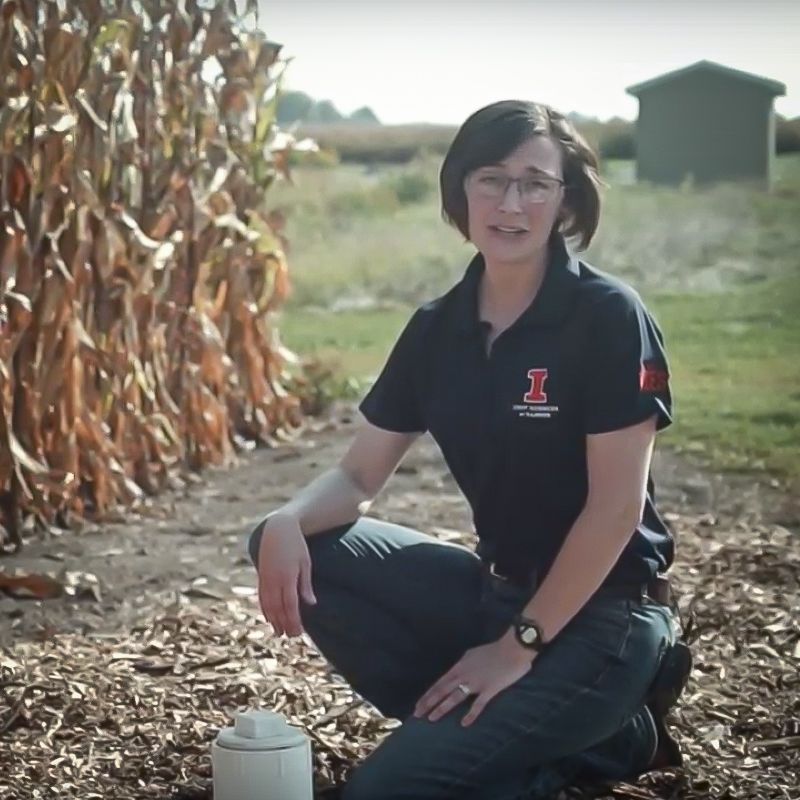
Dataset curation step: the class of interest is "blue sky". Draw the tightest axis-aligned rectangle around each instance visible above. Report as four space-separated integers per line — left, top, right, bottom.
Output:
256 0 799 124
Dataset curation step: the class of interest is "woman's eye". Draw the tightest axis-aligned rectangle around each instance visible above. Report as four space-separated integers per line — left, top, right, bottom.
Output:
522 180 547 192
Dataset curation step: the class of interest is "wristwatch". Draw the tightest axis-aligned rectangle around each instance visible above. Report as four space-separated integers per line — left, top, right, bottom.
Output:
512 614 547 653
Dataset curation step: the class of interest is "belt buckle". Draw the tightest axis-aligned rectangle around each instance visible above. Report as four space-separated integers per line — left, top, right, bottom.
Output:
648 574 672 605
487 561 509 582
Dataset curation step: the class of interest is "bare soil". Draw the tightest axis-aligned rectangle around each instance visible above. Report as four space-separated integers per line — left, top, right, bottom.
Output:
1 404 796 644
1 404 799 799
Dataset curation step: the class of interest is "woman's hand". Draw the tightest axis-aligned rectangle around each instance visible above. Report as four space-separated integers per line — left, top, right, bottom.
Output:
256 514 317 638
413 629 536 726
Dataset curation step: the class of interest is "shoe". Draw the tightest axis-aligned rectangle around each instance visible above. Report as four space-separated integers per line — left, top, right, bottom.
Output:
568 639 692 794
641 639 693 773
646 639 693 719
643 705 683 772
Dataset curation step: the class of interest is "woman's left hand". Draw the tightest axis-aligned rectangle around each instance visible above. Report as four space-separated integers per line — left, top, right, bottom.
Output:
413 629 537 727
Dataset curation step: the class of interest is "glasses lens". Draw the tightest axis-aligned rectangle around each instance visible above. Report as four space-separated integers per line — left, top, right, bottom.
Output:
470 173 558 203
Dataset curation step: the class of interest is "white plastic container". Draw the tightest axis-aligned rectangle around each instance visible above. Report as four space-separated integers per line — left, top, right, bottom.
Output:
211 709 314 800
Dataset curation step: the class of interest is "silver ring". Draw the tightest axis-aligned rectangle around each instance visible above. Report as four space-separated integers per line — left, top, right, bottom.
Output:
457 683 471 696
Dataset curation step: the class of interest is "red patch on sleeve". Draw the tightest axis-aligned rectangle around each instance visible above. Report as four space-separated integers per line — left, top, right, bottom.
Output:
640 364 669 393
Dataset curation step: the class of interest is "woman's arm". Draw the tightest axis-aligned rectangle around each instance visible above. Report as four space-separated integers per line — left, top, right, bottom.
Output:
258 415 423 538
262 305 429 536
254 304 428 637
412 415 661 726
513 413 658 643
253 417 422 637
513 287 672 646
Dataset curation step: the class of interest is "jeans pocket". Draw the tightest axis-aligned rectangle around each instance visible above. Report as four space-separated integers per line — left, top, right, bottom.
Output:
576 596 633 631
558 597 634 668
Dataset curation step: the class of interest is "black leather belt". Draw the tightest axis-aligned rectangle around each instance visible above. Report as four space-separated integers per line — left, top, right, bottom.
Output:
482 560 673 606
598 574 673 606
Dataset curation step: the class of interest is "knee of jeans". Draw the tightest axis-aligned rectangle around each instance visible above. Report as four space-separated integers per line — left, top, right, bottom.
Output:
246 520 347 573
246 523 263 570
340 761 395 800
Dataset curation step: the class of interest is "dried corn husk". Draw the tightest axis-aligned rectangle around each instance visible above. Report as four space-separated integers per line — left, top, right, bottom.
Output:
0 0 309 549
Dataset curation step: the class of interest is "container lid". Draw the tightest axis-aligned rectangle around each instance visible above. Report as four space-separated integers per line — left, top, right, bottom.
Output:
216 710 308 752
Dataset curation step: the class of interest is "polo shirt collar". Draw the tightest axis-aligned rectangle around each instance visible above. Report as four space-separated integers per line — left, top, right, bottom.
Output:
453 232 581 333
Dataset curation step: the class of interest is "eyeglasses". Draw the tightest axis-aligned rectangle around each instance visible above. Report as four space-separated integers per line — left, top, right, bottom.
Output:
467 171 564 204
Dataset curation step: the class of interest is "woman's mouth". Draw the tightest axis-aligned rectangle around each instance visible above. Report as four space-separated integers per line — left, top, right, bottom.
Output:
489 225 529 238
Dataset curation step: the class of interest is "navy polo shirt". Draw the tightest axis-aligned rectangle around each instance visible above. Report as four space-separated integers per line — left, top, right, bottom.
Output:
358 234 675 588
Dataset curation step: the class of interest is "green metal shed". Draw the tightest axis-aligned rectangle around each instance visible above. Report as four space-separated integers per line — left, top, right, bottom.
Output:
626 60 787 186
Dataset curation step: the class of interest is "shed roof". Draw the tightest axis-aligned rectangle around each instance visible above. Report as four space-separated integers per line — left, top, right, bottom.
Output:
626 60 786 98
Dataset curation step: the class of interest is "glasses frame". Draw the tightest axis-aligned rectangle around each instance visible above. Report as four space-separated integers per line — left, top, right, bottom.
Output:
466 169 566 205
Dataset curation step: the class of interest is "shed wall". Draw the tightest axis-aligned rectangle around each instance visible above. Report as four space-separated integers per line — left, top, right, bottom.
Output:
635 70 774 185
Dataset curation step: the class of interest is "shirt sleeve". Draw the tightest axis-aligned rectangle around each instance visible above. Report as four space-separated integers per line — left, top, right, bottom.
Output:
358 308 428 434
583 291 673 435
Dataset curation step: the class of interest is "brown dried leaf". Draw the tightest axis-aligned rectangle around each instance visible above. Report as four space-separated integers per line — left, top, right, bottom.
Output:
0 570 63 599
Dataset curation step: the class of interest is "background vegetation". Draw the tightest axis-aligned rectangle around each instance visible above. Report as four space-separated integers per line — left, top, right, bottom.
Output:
279 99 800 165
0 0 309 547
268 150 800 487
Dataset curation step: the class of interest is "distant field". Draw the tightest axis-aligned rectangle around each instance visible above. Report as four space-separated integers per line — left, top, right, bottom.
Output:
295 118 800 166
294 121 628 165
272 153 800 306
273 154 800 486
296 123 457 164
295 119 644 165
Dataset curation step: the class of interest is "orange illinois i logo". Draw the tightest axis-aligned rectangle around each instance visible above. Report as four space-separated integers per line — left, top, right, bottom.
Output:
524 368 548 404
640 362 669 392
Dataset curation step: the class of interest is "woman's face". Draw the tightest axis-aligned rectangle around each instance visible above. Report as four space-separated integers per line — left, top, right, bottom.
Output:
464 135 566 268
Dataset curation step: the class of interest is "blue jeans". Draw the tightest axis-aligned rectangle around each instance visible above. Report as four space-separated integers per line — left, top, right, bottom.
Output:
248 517 678 800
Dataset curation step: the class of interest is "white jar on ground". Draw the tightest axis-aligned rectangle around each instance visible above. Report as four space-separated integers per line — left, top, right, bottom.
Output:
212 709 314 800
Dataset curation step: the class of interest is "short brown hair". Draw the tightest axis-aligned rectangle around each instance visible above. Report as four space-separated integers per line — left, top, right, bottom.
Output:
439 100 603 250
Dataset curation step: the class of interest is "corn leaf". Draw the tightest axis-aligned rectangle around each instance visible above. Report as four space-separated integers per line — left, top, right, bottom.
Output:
0 0 315 543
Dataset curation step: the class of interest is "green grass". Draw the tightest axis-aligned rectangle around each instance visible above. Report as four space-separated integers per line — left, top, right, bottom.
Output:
280 306 409 380
274 154 800 487
653 273 800 479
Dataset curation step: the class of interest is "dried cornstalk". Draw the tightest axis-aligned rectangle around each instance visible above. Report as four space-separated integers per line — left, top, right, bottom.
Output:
0 0 309 548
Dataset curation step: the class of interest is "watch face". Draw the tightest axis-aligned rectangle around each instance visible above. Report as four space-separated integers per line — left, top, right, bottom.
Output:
520 625 540 645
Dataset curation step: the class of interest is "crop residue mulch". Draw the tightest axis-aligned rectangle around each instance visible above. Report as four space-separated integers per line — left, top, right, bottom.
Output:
1 513 798 800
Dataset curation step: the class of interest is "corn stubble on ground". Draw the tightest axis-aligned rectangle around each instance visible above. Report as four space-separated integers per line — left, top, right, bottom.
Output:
0 5 799 800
